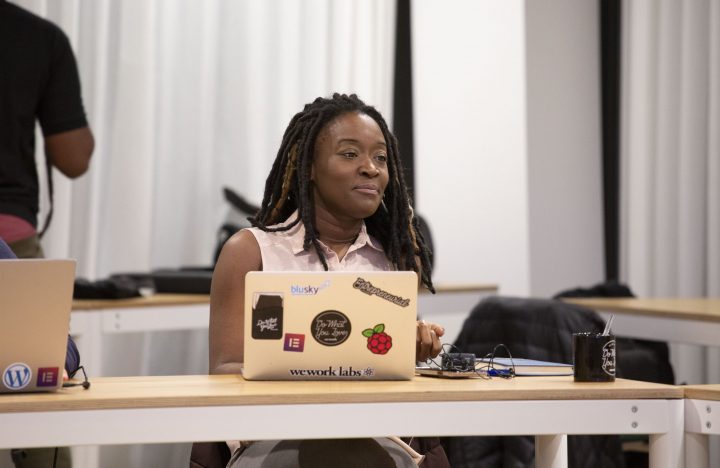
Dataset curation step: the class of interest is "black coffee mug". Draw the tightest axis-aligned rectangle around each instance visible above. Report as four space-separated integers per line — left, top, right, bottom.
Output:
572 332 616 382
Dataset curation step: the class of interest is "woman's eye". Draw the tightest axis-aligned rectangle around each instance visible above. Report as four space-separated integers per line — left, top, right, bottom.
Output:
375 154 388 163
341 152 357 159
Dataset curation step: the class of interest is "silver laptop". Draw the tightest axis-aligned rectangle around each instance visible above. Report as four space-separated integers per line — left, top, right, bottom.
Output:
0 259 75 393
243 271 418 380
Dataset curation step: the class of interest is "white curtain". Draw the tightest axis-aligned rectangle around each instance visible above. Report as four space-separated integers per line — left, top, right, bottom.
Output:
19 0 397 280
620 0 720 379
9 2 397 467
622 3 719 460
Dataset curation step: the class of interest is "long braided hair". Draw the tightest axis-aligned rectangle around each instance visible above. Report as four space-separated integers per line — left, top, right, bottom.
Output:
250 93 434 292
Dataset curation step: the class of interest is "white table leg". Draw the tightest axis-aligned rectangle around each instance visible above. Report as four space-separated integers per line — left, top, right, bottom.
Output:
69 312 103 468
649 399 684 468
684 433 709 468
71 446 100 468
535 434 567 468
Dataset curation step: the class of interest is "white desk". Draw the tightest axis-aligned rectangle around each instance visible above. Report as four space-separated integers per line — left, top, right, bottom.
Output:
0 375 684 468
70 284 497 376
69 294 210 377
563 298 720 347
684 384 720 468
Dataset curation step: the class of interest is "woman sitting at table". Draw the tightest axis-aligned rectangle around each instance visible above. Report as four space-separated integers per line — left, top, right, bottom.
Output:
208 93 448 467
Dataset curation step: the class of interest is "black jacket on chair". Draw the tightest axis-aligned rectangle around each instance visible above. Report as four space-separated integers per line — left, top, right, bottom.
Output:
442 296 626 468
554 281 675 385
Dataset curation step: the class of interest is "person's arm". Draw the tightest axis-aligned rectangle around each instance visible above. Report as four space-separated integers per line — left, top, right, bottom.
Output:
416 320 444 362
209 230 262 375
44 127 94 178
413 257 443 362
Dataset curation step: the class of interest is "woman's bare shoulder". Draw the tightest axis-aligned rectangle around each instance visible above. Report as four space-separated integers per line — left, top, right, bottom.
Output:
216 229 262 274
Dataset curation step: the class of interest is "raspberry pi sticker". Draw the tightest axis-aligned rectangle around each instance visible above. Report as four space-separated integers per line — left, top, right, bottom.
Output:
311 310 351 346
362 324 393 355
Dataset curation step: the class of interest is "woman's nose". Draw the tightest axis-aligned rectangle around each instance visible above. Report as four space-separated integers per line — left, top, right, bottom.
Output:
359 155 379 177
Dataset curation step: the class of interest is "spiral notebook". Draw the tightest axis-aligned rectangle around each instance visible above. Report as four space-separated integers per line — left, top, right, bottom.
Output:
242 271 418 380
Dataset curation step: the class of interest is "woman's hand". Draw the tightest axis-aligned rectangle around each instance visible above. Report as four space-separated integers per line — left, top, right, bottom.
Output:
416 320 445 362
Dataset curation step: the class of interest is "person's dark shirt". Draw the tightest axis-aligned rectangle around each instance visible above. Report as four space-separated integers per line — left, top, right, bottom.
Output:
0 236 80 375
0 1 88 227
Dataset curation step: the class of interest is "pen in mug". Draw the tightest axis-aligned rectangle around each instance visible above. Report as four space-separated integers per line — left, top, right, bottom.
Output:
602 314 615 336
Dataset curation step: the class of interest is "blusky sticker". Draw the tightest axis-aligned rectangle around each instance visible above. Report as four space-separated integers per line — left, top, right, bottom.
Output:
290 280 330 296
283 333 305 352
311 310 351 346
37 367 60 387
3 363 32 390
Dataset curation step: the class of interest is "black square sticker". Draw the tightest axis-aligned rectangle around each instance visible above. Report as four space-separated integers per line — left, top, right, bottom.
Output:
251 293 283 339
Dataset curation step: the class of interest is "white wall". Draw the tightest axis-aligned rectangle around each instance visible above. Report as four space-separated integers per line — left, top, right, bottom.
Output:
413 0 531 295
525 1 605 296
413 0 604 297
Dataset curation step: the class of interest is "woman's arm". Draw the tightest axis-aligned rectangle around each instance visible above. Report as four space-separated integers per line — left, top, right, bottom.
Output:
416 320 444 362
414 260 444 362
209 230 262 375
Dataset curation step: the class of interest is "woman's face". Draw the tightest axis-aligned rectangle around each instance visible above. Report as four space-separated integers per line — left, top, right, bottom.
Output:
311 112 390 220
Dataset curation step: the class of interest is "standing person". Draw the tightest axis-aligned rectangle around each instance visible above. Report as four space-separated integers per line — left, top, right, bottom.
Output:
0 1 94 259
209 93 449 467
1 3 92 467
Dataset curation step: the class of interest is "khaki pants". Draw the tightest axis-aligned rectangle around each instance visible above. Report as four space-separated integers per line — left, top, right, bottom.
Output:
8 234 44 259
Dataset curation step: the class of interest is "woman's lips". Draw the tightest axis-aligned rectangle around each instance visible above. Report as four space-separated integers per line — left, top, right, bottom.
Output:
353 184 380 195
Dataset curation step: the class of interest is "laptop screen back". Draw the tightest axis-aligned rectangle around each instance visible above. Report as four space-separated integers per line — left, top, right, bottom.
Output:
0 259 75 393
243 271 418 380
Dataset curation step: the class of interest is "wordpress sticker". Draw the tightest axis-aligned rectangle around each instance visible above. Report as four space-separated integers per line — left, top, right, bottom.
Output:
3 363 32 390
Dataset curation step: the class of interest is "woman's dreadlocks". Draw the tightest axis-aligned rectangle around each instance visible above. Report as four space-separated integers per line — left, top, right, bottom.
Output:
250 93 434 292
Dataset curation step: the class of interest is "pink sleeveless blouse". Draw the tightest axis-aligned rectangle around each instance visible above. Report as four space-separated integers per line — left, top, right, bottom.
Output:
245 211 393 272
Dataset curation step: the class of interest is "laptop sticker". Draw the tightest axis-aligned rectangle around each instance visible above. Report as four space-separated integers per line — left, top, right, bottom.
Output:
3 363 32 390
362 324 393 355
37 367 60 387
311 310 351 346
252 293 283 340
352 277 411 307
283 333 305 352
290 280 330 296
287 365 374 378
